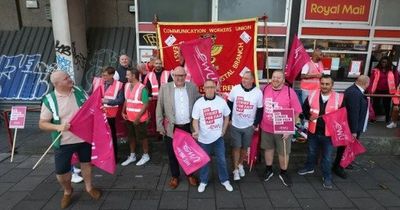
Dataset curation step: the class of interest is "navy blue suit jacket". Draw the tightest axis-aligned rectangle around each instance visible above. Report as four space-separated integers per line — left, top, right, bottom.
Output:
344 84 368 134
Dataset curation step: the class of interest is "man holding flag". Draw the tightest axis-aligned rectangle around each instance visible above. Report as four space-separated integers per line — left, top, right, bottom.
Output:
300 49 324 103
298 75 344 189
39 70 101 209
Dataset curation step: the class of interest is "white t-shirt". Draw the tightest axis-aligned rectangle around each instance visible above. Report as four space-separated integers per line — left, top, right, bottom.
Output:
301 61 320 74
228 85 263 128
192 96 231 144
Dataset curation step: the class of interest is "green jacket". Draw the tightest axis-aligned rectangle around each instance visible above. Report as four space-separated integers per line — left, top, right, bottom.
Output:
42 86 87 148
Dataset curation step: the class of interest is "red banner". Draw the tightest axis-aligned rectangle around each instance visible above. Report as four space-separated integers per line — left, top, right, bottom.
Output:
157 18 257 92
322 108 353 147
305 0 372 22
285 35 310 84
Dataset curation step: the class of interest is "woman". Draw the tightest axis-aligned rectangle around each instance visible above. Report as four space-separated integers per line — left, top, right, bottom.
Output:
367 56 399 125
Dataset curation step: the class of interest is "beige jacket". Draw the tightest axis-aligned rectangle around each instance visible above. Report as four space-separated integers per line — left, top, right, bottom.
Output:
156 82 200 138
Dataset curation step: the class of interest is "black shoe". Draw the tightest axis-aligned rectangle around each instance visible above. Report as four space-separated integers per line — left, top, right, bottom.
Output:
345 164 354 170
264 169 274 181
279 173 292 187
333 166 347 179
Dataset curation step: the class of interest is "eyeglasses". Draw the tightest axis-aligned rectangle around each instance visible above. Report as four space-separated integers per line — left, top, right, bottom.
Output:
174 74 186 77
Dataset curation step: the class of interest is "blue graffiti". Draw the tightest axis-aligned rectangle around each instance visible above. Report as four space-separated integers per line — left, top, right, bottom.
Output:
0 54 51 100
56 54 72 72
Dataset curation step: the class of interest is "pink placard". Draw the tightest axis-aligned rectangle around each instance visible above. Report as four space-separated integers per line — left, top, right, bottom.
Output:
9 106 27 129
273 108 295 134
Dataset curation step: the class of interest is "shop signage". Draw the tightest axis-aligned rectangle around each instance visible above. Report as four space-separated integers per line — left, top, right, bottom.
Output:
304 0 372 22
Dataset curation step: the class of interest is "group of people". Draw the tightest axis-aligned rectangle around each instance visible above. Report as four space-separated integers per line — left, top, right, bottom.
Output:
39 52 398 208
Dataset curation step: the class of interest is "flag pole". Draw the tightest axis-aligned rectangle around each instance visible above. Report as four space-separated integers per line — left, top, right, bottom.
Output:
32 133 62 170
10 128 18 162
283 137 287 168
262 14 269 83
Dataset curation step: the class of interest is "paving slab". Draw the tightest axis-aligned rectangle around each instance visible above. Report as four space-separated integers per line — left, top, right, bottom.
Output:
159 191 188 209
351 198 385 210
129 200 159 210
367 189 400 207
11 199 47 210
291 182 320 199
297 198 330 210
318 190 355 208
0 191 29 210
238 182 267 198
215 190 244 209
101 191 134 209
243 198 273 209
187 198 215 210
267 189 300 208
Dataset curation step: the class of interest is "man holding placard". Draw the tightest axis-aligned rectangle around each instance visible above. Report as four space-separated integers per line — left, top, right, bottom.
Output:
260 70 302 187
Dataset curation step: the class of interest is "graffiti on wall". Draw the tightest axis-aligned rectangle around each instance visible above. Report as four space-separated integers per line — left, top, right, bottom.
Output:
0 54 54 100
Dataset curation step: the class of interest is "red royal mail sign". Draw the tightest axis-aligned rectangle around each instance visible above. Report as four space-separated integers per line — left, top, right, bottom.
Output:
304 0 372 22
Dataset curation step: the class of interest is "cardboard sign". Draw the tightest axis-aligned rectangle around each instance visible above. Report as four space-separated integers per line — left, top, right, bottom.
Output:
9 106 27 129
273 108 295 134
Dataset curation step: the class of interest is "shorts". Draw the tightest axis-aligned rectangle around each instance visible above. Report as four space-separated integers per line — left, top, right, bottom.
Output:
54 142 92 175
260 130 291 155
126 121 148 140
230 125 254 148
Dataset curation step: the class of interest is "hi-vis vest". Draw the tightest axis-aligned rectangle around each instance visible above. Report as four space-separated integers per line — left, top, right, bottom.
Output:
308 90 343 136
42 86 87 148
125 82 149 122
370 69 399 105
145 70 170 97
300 61 324 90
92 77 123 118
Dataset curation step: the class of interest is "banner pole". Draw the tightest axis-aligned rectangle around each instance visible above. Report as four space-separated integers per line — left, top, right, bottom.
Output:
10 128 18 162
283 137 287 168
264 14 269 83
32 133 62 170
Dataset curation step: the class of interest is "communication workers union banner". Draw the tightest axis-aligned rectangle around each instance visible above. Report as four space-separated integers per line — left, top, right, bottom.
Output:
157 18 258 92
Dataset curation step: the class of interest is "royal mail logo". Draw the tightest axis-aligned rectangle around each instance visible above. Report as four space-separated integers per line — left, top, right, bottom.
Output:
203 107 222 125
305 0 371 22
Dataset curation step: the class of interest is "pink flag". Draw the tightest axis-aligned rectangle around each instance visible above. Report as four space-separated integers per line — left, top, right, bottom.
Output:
69 88 116 174
247 130 260 171
173 129 210 175
180 38 219 86
340 137 366 168
285 35 310 84
322 108 353 147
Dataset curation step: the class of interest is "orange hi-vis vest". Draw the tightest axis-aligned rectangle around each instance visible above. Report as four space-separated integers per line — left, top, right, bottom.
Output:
370 69 399 104
300 61 324 90
92 77 123 118
125 82 149 122
308 90 343 136
145 70 170 97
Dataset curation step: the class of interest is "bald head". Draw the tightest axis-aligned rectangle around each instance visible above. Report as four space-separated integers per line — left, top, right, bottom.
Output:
355 75 370 90
50 70 73 91
50 70 68 85
312 49 322 62
137 63 147 74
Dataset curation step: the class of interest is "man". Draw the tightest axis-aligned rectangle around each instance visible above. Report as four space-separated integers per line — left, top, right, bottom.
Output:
260 70 302 187
114 54 131 84
156 66 200 189
300 49 324 103
137 63 149 83
227 71 263 181
333 75 370 179
39 70 101 209
298 75 344 189
92 66 124 163
121 67 151 166
192 79 233 193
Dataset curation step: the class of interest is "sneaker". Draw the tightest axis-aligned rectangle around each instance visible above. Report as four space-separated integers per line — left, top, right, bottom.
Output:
238 164 245 177
386 122 397 128
322 178 333 189
72 166 81 174
136 154 150 166
121 155 136 166
298 168 315 176
198 183 207 193
264 169 274 181
279 173 292 187
221 181 233 192
332 166 347 179
71 173 83 183
233 169 240 181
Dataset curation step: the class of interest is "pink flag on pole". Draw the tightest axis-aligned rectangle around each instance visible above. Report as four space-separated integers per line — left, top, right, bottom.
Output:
285 35 310 84
340 137 366 168
69 88 116 174
173 129 210 175
180 38 219 87
322 108 353 147
247 130 260 171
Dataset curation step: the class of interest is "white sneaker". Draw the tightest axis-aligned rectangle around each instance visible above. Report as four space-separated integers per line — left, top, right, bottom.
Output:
198 183 207 193
72 166 81 174
136 154 150 166
386 122 397 129
233 169 240 181
71 173 83 183
121 155 136 166
221 181 233 192
238 164 245 177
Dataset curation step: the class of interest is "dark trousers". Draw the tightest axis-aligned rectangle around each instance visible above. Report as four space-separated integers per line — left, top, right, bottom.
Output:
372 90 392 123
107 117 118 162
165 123 191 178
334 132 360 168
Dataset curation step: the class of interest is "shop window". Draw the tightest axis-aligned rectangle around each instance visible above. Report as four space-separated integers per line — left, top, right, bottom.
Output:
257 36 286 49
138 0 211 22
371 44 400 73
218 0 287 23
375 0 400 27
257 51 285 81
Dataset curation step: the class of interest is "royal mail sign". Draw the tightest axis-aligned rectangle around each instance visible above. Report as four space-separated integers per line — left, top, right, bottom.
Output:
304 0 372 23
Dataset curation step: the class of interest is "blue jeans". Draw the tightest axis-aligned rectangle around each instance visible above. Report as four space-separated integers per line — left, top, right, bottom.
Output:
304 133 333 181
199 137 229 184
